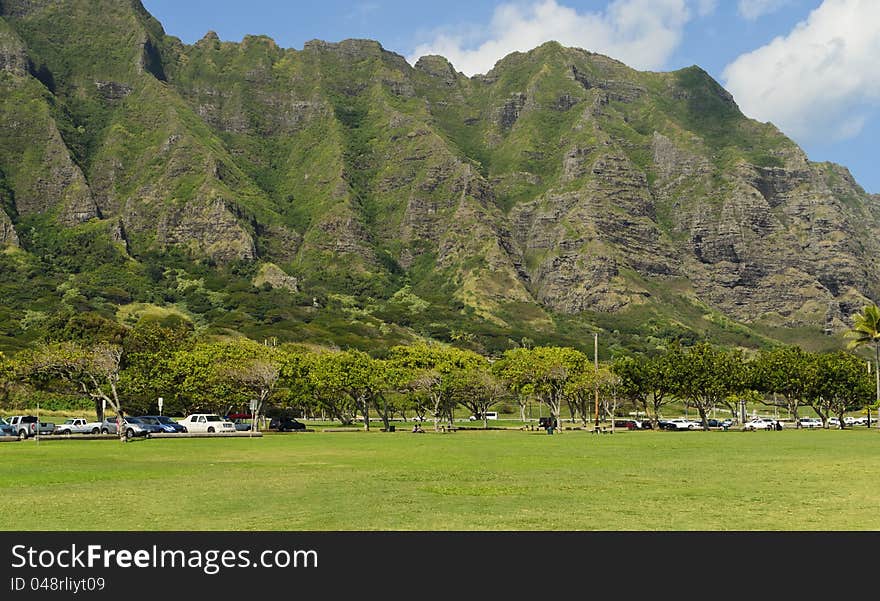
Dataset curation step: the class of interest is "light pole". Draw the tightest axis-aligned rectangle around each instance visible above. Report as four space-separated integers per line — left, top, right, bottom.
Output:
869 359 877 429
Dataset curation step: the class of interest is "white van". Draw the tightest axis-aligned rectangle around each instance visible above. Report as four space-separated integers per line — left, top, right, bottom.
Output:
469 412 498 420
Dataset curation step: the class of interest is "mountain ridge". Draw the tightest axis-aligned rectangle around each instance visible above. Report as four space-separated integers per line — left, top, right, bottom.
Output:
0 0 876 357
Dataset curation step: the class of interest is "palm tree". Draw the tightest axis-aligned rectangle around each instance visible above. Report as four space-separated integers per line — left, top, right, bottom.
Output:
845 304 880 428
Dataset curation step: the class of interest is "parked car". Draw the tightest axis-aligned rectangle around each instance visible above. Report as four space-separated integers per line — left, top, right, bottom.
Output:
100 416 153 439
269 417 306 432
538 416 558 430
8 415 55 439
707 418 734 429
0 418 16 437
468 412 498 420
137 415 188 433
851 416 870 426
178 414 236 433
743 418 782 431
224 413 254 432
828 417 841 428
125 417 164 436
798 417 822 428
662 418 700 430
230 419 252 432
53 418 103 435
613 419 651 430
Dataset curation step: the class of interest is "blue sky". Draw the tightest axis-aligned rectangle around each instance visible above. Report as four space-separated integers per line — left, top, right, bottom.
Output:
142 0 879 193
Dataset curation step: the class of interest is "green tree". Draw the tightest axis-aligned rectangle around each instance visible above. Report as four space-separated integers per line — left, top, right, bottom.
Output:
750 346 811 424
20 342 128 440
388 344 483 431
0 351 12 406
227 358 280 432
846 304 880 427
276 349 318 419
495 347 586 432
599 366 622 426
804 352 873 428
564 368 600 428
612 352 676 429
300 351 359 426
119 317 195 414
304 350 390 431
159 341 271 415
670 343 745 429
447 365 505 429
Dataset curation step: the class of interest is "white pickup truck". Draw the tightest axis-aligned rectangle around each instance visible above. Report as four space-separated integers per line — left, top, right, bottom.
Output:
53 418 103 435
8 415 56 439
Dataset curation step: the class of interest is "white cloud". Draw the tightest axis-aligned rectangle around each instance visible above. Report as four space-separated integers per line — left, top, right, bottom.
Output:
723 0 880 143
738 0 791 20
409 0 699 76
697 0 719 17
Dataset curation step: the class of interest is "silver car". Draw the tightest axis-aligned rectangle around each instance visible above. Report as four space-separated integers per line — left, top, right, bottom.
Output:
100 417 152 439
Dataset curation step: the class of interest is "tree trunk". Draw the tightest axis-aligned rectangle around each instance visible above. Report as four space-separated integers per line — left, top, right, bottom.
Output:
789 399 799 425
697 405 708 430
107 383 126 442
432 394 441 432
549 395 561 433
650 394 663 430
379 395 391 432
565 398 576 425
362 396 370 431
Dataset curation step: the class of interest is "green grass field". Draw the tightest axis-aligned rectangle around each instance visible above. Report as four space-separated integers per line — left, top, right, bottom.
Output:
1 429 878 531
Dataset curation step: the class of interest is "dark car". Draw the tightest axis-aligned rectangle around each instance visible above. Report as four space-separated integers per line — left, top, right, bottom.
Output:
707 418 733 429
269 417 306 432
538 417 558 429
137 415 188 434
613 419 652 430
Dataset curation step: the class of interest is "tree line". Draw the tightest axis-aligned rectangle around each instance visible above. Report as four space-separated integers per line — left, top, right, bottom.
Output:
2 307 878 432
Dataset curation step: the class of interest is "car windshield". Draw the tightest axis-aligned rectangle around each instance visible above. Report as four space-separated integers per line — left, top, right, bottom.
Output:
205 415 222 422
139 417 158 424
156 417 175 424
126 417 142 423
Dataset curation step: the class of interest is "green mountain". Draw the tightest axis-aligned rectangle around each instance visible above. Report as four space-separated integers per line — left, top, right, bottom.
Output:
1 0 876 356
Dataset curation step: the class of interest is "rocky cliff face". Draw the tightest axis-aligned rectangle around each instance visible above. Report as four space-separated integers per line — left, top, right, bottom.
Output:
0 207 17 247
0 1 877 344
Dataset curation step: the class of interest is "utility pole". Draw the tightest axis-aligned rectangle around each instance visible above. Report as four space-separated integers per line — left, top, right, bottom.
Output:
869 359 876 429
593 333 600 428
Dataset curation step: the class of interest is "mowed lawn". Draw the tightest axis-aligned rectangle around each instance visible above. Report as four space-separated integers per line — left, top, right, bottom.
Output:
1 429 878 531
